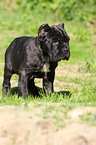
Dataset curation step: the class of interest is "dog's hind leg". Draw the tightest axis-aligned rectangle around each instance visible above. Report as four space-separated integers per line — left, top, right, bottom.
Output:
3 64 13 96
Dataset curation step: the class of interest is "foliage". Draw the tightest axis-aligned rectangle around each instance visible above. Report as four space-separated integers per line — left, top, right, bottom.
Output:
1 0 96 23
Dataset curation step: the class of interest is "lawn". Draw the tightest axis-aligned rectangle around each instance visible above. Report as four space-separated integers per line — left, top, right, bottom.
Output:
0 10 96 105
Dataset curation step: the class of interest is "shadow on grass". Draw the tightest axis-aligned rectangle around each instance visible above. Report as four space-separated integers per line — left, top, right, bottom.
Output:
11 87 71 98
10 87 18 95
57 91 71 98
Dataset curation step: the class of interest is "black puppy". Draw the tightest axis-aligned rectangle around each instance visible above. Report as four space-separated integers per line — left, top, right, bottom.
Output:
3 23 70 98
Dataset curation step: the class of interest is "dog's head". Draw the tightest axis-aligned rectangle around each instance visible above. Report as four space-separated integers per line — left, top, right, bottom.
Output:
38 23 70 62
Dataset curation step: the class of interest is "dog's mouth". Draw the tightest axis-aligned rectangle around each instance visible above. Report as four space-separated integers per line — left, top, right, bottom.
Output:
64 55 70 61
49 51 70 62
64 51 70 61
64 57 69 61
52 56 70 62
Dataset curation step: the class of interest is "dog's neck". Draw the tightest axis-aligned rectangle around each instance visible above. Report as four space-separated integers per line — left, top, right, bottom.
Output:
40 62 50 73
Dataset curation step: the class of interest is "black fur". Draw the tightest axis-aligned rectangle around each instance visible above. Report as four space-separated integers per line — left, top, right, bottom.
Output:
2 23 70 98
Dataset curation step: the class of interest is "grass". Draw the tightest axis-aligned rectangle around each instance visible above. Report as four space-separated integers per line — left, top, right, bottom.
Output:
0 3 96 129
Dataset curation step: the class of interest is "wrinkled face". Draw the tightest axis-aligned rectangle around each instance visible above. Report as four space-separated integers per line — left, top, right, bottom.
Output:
38 23 70 62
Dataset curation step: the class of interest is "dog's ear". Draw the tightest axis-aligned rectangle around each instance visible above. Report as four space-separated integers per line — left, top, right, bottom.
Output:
57 23 64 29
38 24 51 36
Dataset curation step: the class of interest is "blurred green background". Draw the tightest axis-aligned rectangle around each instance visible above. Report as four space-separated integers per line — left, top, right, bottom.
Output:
0 0 96 35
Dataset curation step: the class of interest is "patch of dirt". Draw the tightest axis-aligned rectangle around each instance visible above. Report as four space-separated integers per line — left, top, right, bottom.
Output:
0 105 96 145
56 64 91 78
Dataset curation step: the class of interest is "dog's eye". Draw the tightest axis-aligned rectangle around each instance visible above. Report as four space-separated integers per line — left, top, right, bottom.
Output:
53 41 59 44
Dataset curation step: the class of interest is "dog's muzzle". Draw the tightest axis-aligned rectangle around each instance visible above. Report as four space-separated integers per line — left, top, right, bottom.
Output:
64 50 70 61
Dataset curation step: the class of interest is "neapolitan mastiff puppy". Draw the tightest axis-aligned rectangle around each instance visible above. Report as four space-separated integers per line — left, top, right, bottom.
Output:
3 23 70 98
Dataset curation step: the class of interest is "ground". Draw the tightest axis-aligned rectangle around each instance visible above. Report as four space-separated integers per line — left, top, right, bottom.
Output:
0 105 96 145
0 64 96 145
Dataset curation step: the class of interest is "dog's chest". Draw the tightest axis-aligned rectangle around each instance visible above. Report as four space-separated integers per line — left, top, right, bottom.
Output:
40 62 50 73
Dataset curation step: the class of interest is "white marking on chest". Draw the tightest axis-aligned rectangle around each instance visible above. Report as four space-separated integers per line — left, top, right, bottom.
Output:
40 62 50 73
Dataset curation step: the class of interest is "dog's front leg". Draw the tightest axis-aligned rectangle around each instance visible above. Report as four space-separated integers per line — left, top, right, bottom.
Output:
43 70 55 94
18 70 28 98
